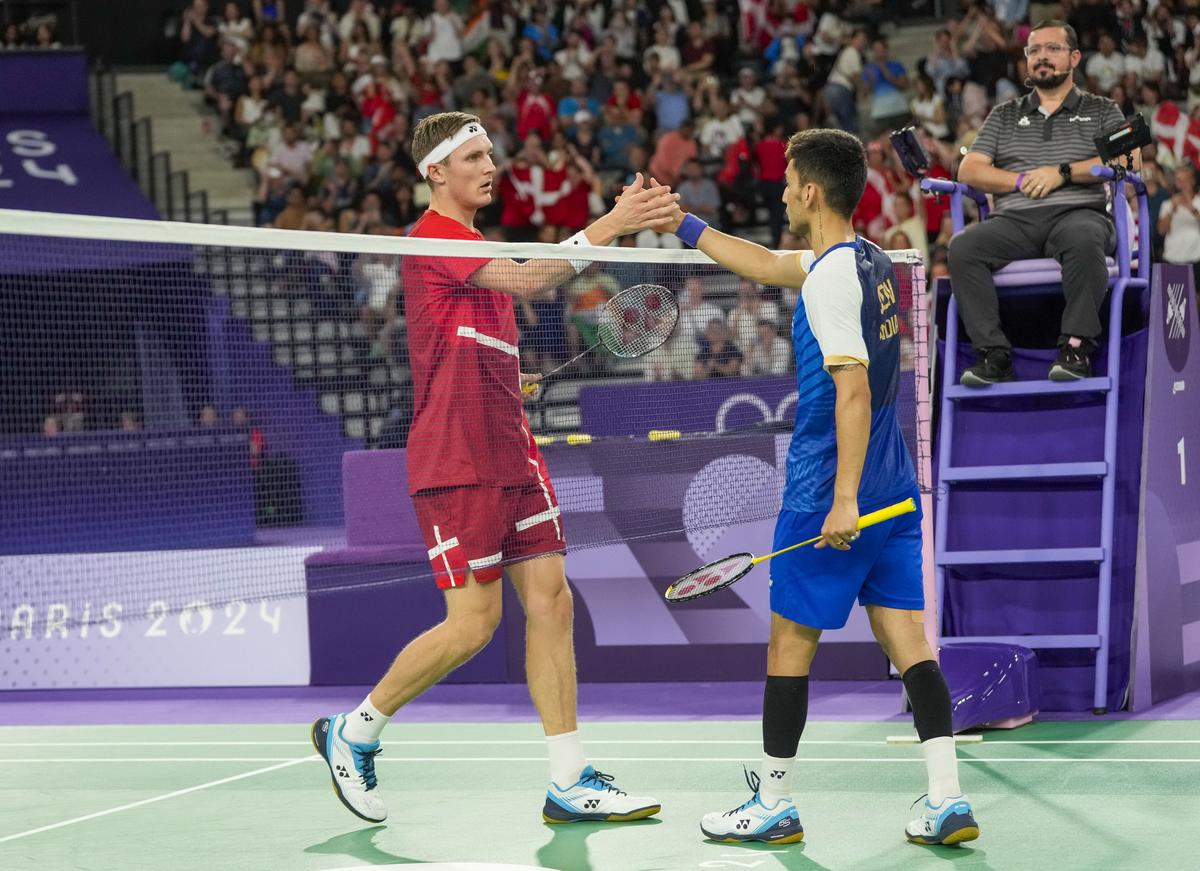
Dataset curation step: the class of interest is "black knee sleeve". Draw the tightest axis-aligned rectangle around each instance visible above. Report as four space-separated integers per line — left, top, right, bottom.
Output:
762 675 809 758
902 660 954 742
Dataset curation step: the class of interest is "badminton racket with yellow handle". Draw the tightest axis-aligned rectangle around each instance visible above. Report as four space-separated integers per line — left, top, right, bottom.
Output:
665 497 917 603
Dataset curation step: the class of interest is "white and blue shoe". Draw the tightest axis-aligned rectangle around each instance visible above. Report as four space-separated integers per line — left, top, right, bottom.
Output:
311 714 387 823
905 794 979 846
700 769 804 845
543 765 661 823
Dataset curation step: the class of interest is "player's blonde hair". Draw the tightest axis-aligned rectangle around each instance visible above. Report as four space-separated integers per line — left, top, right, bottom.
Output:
411 111 483 178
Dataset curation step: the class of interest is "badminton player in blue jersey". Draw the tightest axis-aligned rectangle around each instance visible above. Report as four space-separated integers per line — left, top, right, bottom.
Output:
653 128 979 847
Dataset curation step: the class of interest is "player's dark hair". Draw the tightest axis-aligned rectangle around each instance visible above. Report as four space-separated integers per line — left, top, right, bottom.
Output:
784 129 867 220
1029 19 1078 51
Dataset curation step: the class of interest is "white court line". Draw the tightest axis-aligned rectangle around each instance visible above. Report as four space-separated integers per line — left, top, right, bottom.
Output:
3 738 1200 747
0 756 1198 764
0 755 314 845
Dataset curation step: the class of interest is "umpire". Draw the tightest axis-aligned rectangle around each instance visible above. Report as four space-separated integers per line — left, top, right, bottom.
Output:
949 20 1128 386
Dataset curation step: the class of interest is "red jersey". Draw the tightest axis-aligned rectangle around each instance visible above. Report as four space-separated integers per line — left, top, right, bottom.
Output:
401 209 542 494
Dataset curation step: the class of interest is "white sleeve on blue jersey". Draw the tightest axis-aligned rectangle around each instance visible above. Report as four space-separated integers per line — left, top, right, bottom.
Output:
801 248 869 371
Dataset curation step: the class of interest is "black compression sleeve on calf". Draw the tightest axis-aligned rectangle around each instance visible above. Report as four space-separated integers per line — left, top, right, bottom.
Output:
903 659 954 742
762 675 809 758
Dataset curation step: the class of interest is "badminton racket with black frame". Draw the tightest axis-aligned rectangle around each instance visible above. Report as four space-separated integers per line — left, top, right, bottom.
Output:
523 283 678 393
664 498 918 603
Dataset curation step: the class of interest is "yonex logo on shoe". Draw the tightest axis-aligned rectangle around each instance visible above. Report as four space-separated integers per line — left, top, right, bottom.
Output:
736 819 750 830
769 770 784 779
360 712 374 722
583 799 600 809
335 764 350 779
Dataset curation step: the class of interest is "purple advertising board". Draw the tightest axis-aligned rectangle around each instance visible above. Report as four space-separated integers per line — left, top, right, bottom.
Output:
1131 264 1200 707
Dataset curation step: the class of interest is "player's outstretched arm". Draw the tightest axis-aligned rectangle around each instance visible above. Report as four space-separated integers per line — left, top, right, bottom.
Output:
471 174 678 299
655 202 808 289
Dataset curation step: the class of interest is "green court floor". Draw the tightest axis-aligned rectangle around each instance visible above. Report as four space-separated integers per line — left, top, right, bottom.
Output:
1 719 1197 870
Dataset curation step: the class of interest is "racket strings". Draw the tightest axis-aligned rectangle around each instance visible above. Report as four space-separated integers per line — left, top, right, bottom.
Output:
597 283 679 358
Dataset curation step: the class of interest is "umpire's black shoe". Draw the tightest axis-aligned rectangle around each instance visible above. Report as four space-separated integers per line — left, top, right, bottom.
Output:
960 347 1015 387
1048 338 1096 381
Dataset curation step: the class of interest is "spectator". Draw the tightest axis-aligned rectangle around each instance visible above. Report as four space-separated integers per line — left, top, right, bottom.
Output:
2 23 22 49
949 21 1126 386
230 406 265 469
888 190 929 258
180 0 219 79
649 118 698 188
1123 34 1165 90
294 23 334 86
925 28 970 97
694 317 744 378
253 0 286 25
516 71 556 141
268 122 314 182
864 36 911 137
354 229 400 359
644 24 682 73
1158 163 1200 289
730 67 767 126
199 405 220 427
1086 33 1126 95
748 318 790 376
269 181 307 229
269 67 306 124
218 2 255 52
650 69 691 131
42 415 62 437
728 279 780 355
558 78 600 129
119 411 142 433
959 0 1010 96
1139 160 1172 260
681 20 716 78
606 79 643 125
453 54 496 107
424 0 464 64
338 0 380 43
556 31 593 82
698 97 744 160
755 117 790 248
912 75 950 140
205 39 248 127
824 29 868 134
597 103 644 168
677 159 721 228
676 276 723 357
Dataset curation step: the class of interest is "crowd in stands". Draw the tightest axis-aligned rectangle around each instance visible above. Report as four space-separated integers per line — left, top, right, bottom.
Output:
0 18 63 50
171 0 1200 382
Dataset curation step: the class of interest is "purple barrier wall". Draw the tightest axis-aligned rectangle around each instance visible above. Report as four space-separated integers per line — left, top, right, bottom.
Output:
0 52 158 219
0 430 256 554
0 51 89 114
1132 264 1200 706
305 434 889 685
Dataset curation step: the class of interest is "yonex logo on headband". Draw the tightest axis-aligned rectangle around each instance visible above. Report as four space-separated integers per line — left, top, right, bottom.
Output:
418 123 487 179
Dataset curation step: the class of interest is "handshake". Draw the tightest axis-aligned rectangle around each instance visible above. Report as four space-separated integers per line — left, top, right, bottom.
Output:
603 172 687 241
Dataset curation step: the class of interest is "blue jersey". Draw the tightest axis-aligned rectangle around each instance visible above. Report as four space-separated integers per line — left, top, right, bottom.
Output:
783 238 916 513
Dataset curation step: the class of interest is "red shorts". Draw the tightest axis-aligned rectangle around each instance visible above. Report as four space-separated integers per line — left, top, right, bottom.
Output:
412 472 565 590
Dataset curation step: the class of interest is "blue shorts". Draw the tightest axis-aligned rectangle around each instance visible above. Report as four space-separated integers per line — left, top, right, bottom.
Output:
769 493 924 630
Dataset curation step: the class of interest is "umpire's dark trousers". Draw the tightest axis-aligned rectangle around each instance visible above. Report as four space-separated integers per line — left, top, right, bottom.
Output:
947 203 1116 351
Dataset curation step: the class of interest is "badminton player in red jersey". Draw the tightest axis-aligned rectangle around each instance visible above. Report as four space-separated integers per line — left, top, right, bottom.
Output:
312 111 677 825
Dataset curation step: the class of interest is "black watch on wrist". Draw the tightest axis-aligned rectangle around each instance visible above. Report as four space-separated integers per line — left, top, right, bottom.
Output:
1058 162 1073 185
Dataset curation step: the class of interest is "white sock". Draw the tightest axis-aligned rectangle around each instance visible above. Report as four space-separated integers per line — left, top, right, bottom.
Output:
759 754 795 806
547 730 587 788
922 736 962 806
341 694 390 744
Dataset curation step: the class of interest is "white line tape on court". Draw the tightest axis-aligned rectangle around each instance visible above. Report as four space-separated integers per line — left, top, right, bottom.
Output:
1 756 1199 764
0 755 315 845
3 737 1200 747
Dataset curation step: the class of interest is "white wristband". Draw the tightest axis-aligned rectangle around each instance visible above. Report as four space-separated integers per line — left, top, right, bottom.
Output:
559 230 591 274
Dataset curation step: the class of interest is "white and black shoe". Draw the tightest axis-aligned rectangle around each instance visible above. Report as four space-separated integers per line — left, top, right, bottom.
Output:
543 765 660 823
311 714 387 823
700 768 804 845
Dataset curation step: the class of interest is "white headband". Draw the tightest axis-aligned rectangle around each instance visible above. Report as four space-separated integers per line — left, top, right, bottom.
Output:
418 122 487 179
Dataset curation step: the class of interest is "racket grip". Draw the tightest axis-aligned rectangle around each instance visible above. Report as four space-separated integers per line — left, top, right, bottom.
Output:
858 497 917 529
